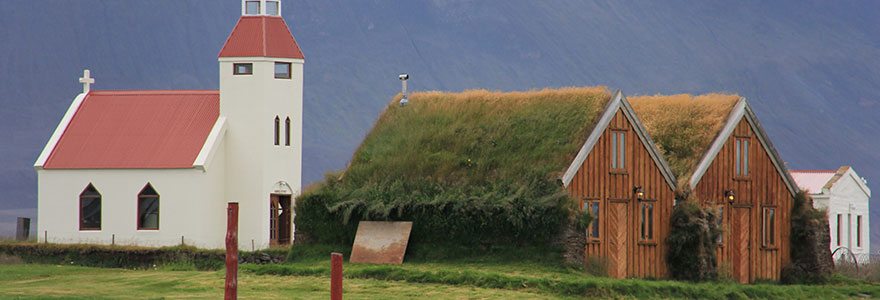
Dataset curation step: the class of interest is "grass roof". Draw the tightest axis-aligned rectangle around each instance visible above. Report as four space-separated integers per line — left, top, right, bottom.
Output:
629 93 740 185
341 87 612 192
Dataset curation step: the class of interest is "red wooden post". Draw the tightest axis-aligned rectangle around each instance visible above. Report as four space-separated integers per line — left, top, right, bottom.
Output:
225 203 239 300
331 252 343 300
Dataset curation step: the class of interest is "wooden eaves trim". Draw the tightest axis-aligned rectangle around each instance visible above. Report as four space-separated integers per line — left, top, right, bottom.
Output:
561 90 677 189
688 98 799 196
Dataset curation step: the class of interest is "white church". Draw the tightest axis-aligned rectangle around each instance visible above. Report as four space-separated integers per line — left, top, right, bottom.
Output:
34 0 302 250
791 166 872 258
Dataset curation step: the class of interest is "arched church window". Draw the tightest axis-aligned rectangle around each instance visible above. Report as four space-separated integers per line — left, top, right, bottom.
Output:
274 116 281 145
80 184 101 231
285 117 291 146
138 183 160 230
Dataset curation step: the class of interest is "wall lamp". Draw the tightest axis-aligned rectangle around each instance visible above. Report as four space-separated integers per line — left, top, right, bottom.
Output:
724 190 735 204
633 186 645 200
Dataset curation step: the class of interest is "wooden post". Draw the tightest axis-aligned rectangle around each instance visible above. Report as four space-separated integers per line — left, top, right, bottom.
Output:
331 252 343 300
112 234 115 245
225 203 239 300
44 231 47 244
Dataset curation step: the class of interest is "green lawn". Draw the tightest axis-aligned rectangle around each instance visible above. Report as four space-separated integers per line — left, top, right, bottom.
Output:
2 262 879 299
0 264 560 300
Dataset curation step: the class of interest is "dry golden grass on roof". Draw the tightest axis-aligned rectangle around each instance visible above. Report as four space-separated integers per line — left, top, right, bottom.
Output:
630 93 740 183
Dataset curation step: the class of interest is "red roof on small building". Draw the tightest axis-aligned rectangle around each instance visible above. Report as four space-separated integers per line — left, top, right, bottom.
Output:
218 16 305 59
43 90 219 169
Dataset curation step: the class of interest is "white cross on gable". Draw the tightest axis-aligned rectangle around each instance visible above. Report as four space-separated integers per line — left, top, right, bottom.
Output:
79 69 95 94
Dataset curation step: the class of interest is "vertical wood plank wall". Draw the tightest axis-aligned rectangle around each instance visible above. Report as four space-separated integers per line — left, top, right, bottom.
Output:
693 118 792 282
567 109 675 279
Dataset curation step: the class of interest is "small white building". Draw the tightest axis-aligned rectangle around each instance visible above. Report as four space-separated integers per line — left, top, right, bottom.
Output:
791 166 872 258
34 0 303 250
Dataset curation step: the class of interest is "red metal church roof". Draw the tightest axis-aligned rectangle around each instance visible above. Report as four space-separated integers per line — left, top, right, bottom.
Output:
218 16 305 59
43 90 219 169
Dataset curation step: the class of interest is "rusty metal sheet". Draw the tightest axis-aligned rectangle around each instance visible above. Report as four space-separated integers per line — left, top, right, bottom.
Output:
349 221 413 264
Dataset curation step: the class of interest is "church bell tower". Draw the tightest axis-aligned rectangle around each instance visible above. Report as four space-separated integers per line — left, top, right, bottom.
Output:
218 0 303 249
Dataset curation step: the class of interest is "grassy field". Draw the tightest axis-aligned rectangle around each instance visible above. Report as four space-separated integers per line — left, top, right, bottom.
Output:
0 264 559 300
2 260 879 299
1 243 879 299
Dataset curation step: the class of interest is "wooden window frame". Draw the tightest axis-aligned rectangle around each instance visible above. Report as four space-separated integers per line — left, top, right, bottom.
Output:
79 184 101 231
715 203 725 244
285 117 291 146
583 198 601 243
836 214 842 246
762 205 777 249
233 63 253 75
274 116 281 146
734 137 750 180
610 129 627 174
137 184 160 231
857 215 862 248
275 62 292 79
638 199 657 243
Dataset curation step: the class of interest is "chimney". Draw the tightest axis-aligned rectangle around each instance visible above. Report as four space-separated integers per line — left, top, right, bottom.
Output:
398 73 409 107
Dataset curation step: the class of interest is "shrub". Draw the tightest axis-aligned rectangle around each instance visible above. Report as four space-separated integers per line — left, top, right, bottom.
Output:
782 192 834 284
0 243 287 270
665 197 720 281
295 180 571 246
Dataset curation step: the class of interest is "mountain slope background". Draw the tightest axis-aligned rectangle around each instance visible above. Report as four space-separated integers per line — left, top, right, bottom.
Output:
1 1 878 249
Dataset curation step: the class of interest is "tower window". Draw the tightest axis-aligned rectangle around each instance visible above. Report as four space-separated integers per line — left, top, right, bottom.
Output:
275 62 291 79
234 63 253 75
80 184 101 231
285 117 291 146
274 116 281 146
138 184 160 230
245 1 260 14
267 1 280 15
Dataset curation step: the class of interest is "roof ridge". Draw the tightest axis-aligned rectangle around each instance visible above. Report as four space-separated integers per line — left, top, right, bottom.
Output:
90 90 219 95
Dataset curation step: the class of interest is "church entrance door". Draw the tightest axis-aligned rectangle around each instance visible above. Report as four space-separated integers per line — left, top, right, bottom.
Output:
270 195 292 246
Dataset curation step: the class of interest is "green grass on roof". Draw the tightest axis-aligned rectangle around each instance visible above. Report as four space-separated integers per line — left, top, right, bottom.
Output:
341 87 612 190
629 93 740 185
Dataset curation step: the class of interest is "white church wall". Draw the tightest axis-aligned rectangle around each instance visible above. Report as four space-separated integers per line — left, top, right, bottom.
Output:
817 168 871 259
828 171 871 257
220 57 303 250
37 144 227 249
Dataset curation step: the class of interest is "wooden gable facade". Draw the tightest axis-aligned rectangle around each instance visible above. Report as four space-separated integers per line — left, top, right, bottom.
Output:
688 98 799 283
562 91 677 279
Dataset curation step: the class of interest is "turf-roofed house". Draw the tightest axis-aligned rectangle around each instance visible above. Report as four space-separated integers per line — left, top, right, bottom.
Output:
631 94 800 283
295 87 680 279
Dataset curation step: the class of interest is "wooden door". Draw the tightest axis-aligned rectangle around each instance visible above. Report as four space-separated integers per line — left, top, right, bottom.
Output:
607 201 628 278
270 195 293 246
278 196 292 245
732 207 751 283
270 195 280 246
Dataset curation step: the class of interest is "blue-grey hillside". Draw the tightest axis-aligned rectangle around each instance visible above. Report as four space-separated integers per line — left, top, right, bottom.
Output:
1 1 878 248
